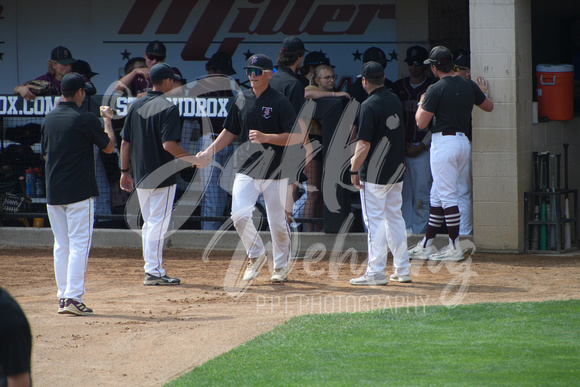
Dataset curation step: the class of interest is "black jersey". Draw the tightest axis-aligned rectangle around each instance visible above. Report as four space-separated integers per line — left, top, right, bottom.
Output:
422 76 486 134
224 86 296 180
41 101 111 205
121 91 182 188
356 86 406 185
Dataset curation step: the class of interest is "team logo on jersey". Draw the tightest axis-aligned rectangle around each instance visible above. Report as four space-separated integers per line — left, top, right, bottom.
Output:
262 107 272 119
386 113 401 130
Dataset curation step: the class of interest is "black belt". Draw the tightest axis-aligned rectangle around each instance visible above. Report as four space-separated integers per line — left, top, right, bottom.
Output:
441 131 463 136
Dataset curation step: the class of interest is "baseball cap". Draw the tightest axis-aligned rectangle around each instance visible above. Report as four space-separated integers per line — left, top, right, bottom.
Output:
243 53 274 70
363 47 387 67
281 36 308 55
60 72 86 92
360 61 385 79
424 46 453 65
404 45 429 66
303 50 333 68
72 60 98 79
453 49 470 69
51 46 76 65
145 40 166 56
206 52 236 75
149 63 179 81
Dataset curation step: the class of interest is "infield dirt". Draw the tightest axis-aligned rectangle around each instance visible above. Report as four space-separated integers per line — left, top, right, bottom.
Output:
1 247 579 386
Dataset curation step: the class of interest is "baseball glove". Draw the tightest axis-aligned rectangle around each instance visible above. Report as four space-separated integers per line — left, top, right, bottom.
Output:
25 80 51 96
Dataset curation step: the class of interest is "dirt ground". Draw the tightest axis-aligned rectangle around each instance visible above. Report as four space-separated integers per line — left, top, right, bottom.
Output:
1 247 579 386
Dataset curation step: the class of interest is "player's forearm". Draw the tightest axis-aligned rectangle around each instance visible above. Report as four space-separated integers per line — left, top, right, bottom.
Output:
415 107 434 130
102 118 116 154
204 129 236 155
350 140 370 172
120 140 131 171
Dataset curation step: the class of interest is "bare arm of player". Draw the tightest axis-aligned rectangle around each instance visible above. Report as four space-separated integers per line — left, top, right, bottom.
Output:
99 106 116 154
477 97 494 112
162 141 210 168
248 130 303 146
14 84 36 101
114 67 150 94
119 140 134 192
197 129 238 163
350 139 371 190
304 89 350 99
415 93 434 130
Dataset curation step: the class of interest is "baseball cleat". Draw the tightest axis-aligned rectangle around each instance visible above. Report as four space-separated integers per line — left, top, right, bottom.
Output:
349 274 388 286
429 245 465 261
58 298 66 314
389 274 412 283
270 266 289 283
243 253 267 281
143 273 181 285
62 299 93 316
407 241 437 260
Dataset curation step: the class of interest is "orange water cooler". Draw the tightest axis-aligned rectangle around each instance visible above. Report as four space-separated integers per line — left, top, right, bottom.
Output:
536 64 574 121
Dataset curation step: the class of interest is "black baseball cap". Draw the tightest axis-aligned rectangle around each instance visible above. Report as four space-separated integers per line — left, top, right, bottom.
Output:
51 46 76 65
360 61 385 79
453 49 471 69
363 47 387 67
146 40 166 56
72 60 98 79
281 36 308 55
303 50 333 68
244 54 274 70
424 46 453 65
61 72 86 92
404 45 429 66
150 63 180 81
206 51 236 75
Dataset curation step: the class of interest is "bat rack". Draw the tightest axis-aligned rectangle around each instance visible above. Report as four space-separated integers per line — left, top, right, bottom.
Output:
524 189 578 253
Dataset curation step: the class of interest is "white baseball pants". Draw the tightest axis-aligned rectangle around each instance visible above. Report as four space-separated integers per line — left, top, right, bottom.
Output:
231 173 290 270
402 148 432 234
429 132 471 209
136 185 176 277
360 181 410 277
458 148 473 235
47 197 94 302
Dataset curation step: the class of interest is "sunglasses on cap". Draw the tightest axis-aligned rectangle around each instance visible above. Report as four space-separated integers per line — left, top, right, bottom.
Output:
146 54 166 62
246 68 272 77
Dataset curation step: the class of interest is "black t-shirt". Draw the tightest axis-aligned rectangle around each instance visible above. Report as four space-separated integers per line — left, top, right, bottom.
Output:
223 86 296 180
0 287 32 382
422 75 486 134
269 67 305 115
347 76 397 104
41 101 111 205
121 91 182 189
356 86 406 185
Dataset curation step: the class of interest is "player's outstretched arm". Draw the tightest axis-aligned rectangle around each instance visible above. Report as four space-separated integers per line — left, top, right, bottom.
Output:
99 106 116 154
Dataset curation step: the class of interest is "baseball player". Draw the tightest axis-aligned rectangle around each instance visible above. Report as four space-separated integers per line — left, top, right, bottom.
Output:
41 72 116 315
395 45 437 234
453 48 490 235
349 61 410 286
120 63 210 286
408 46 493 261
197 54 302 283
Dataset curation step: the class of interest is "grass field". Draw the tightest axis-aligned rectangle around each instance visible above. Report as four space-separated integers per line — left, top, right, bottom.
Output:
167 300 579 386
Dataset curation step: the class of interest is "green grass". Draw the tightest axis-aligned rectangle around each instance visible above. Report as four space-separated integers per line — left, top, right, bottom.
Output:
167 300 580 386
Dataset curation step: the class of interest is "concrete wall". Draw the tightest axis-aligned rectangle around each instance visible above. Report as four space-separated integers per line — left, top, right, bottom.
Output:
471 0 579 252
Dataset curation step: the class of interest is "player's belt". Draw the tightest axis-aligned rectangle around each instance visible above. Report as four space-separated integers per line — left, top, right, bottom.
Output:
441 131 465 136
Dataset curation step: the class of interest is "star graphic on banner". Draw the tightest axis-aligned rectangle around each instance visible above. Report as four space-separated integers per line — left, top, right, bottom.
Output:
0 52 4 61
352 49 362 61
243 49 254 60
388 49 397 62
121 49 131 60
